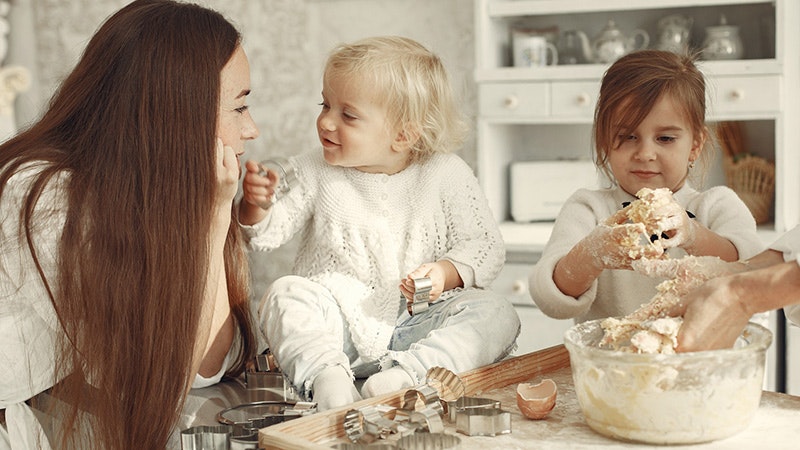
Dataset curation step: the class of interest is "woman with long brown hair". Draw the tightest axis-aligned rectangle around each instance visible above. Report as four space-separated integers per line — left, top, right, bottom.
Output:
0 1 259 448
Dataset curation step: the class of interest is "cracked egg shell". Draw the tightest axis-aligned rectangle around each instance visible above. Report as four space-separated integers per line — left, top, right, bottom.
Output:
516 378 557 420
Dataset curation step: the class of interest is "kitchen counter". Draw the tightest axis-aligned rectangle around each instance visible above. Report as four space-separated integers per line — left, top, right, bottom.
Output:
178 346 800 449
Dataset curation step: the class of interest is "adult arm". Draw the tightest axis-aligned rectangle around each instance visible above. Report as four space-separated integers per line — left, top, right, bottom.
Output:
675 249 799 352
192 140 238 382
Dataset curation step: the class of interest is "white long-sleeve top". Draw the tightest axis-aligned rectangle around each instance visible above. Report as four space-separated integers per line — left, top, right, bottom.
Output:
1 163 64 449
0 163 228 449
241 151 505 361
769 225 800 325
529 184 764 323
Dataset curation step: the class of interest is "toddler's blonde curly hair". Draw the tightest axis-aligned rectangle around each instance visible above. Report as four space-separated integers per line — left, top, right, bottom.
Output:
324 36 468 160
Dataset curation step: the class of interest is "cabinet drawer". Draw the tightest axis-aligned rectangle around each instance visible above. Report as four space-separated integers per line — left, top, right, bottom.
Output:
708 75 780 116
492 261 537 307
479 82 549 118
551 81 598 118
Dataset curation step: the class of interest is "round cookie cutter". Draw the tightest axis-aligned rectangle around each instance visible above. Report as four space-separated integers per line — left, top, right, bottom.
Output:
425 366 465 403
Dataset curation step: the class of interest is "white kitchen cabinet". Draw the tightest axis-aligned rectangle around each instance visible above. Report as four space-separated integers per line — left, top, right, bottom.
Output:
490 253 573 355
475 0 797 392
474 0 800 253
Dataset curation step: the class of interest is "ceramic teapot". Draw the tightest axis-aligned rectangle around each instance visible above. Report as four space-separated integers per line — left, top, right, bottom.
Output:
702 14 743 60
656 14 693 53
591 20 649 64
557 29 592 64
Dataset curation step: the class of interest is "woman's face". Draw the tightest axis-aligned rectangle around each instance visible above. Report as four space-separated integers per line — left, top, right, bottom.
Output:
608 94 703 196
217 45 259 169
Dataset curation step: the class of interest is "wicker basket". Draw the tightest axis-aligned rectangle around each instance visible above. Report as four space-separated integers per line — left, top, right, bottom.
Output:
723 155 775 224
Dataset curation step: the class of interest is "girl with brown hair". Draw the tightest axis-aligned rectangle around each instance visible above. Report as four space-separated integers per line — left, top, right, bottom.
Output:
0 1 259 448
529 50 763 323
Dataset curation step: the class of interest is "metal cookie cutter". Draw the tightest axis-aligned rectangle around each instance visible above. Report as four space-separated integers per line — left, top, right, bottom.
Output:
180 425 231 450
402 385 444 417
257 157 298 208
216 400 316 432
343 404 398 444
395 432 461 450
406 277 433 316
455 407 512 437
408 406 445 434
445 396 501 423
245 352 283 390
425 366 465 404
245 352 299 402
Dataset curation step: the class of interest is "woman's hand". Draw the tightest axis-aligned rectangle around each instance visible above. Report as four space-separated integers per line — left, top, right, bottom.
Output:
670 276 751 352
214 138 239 215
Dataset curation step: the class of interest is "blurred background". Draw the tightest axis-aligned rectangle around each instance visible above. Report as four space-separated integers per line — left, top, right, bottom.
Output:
4 0 475 299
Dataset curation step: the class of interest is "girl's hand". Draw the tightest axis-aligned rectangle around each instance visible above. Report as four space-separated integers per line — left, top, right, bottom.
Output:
242 159 280 210
652 198 698 250
214 138 239 213
584 223 657 270
400 263 446 303
583 207 664 271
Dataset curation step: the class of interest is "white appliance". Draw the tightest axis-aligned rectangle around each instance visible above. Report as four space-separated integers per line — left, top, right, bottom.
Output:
784 315 800 395
510 160 602 222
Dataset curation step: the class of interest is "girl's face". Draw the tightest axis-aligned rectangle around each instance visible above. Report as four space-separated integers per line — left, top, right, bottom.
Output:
608 94 704 196
217 45 260 170
316 72 411 174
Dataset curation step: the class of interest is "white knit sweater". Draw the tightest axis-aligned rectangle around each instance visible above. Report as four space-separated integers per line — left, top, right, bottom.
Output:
242 151 505 360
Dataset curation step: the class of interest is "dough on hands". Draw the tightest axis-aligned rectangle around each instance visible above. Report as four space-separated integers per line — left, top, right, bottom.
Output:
601 254 729 354
627 187 674 236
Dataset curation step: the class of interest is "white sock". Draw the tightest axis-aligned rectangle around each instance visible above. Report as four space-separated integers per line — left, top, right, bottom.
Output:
312 365 362 411
360 366 415 398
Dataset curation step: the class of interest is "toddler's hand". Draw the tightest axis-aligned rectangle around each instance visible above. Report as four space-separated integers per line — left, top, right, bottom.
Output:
400 263 445 303
242 159 280 210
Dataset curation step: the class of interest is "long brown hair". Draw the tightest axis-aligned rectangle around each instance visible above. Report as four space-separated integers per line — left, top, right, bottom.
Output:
593 50 712 183
0 1 256 448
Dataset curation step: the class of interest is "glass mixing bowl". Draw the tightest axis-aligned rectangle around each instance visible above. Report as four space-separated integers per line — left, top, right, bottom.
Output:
564 319 772 445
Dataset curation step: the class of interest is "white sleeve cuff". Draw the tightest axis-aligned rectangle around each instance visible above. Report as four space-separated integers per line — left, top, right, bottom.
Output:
191 351 233 389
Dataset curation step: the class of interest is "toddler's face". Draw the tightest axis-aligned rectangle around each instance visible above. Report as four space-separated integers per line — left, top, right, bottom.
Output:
316 72 410 174
608 94 703 196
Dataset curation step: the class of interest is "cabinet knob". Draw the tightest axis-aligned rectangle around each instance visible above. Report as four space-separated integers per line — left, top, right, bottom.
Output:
576 93 591 106
729 89 745 101
504 95 519 110
512 280 527 294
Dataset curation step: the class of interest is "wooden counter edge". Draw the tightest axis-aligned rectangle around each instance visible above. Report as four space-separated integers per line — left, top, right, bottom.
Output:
258 345 570 449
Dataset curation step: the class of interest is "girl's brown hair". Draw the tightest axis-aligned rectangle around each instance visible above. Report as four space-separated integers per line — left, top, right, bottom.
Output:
0 0 256 448
593 50 712 184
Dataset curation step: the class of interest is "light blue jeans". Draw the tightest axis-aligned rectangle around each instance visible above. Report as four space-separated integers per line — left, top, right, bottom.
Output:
258 275 521 399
